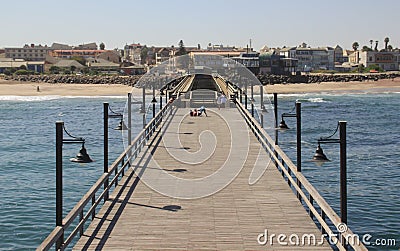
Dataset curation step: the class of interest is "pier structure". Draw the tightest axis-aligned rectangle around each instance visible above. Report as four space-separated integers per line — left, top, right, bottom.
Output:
39 74 366 250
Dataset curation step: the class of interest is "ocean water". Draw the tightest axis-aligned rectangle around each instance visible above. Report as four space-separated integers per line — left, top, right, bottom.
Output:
0 92 399 250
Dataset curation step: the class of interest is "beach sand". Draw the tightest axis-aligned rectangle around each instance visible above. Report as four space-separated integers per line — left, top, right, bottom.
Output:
1 78 400 96
264 77 400 94
0 79 137 96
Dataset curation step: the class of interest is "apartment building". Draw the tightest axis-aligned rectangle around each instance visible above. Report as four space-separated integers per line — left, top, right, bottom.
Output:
280 43 335 71
358 50 400 71
5 44 52 61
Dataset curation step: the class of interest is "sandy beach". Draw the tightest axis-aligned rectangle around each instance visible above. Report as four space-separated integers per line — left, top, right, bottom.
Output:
1 78 400 96
265 78 400 94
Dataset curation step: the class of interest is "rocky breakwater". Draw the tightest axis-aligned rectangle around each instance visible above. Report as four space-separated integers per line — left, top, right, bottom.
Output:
3 74 143 86
257 73 400 85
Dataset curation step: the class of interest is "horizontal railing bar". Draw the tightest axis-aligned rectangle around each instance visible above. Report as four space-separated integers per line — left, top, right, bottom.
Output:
36 226 63 251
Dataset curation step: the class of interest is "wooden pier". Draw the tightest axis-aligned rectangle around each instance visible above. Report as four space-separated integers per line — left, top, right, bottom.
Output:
38 74 366 251
74 107 330 250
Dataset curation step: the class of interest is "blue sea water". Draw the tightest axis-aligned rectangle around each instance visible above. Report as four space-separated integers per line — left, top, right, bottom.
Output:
0 92 399 250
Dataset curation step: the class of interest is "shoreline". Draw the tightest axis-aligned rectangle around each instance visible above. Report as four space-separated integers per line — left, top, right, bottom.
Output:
1 78 400 97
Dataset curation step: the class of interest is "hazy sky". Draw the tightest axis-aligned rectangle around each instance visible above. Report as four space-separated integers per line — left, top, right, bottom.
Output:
1 0 399 50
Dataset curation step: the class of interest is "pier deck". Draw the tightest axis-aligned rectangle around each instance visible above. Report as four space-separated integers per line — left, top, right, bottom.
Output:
74 107 331 250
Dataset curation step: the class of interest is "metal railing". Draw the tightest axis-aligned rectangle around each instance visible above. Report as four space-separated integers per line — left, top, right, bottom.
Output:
235 99 367 251
37 103 174 251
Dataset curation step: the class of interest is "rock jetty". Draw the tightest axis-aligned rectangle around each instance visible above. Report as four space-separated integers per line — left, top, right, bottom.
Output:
3 75 142 86
257 73 399 85
2 72 399 86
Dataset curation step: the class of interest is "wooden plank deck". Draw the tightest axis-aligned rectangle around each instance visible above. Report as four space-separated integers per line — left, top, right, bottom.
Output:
74 107 331 250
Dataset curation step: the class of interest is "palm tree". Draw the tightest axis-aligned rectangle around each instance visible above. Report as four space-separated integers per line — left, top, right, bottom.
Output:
384 37 389 51
369 40 373 49
352 42 359 51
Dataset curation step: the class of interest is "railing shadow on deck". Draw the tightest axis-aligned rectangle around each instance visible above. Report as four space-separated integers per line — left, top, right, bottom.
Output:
37 103 175 251
234 97 367 251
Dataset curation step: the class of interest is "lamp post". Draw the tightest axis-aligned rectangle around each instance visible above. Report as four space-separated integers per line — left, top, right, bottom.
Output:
140 85 146 113
251 99 254 117
273 93 278 145
260 85 266 112
312 121 347 228
160 90 164 110
103 102 126 202
244 91 248 110
55 121 92 249
151 96 157 118
127 93 132 146
277 102 302 199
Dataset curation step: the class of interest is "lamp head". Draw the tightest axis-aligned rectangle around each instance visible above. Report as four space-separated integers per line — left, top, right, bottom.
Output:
70 143 93 163
312 143 330 166
278 118 289 130
115 119 128 130
151 97 157 104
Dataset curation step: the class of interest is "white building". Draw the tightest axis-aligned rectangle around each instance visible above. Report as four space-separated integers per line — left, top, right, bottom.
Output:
279 43 335 71
358 51 400 71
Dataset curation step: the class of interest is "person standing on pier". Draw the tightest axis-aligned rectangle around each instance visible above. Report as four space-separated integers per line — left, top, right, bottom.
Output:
217 92 227 110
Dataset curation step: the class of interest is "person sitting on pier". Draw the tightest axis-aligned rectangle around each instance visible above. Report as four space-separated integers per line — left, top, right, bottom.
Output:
189 106 207 117
198 106 208 117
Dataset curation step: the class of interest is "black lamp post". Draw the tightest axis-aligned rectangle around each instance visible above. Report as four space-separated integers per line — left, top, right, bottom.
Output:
273 93 278 145
244 91 248 110
276 102 302 198
103 102 126 202
151 96 157 118
251 99 255 117
312 121 347 228
160 90 164 110
55 121 92 249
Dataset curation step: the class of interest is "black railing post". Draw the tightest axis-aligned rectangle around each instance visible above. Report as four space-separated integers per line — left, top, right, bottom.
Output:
103 102 109 202
55 121 64 250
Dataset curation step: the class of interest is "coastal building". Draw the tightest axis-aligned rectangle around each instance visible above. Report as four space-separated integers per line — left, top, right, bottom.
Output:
123 43 144 64
279 43 335 71
86 58 120 73
51 59 85 71
49 49 106 59
231 52 260 75
0 58 45 73
97 50 121 64
358 50 400 71
5 44 52 61
333 45 348 65
259 46 298 75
